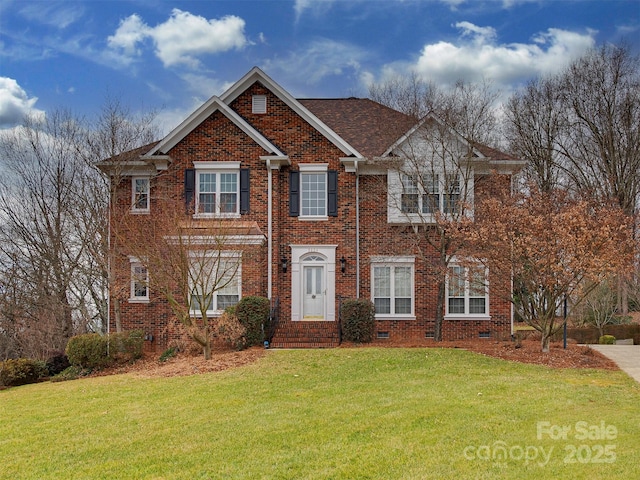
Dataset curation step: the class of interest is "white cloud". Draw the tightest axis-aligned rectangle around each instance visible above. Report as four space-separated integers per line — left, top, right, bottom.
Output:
107 9 249 69
107 14 150 58
408 23 596 88
0 78 45 128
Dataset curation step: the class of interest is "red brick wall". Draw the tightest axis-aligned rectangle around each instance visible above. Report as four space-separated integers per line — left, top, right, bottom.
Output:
109 80 513 351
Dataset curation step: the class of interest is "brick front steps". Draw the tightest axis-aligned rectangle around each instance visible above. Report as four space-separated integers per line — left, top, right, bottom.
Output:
270 321 340 348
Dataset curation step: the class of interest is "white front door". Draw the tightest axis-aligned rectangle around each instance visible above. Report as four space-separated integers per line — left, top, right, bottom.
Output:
303 265 324 318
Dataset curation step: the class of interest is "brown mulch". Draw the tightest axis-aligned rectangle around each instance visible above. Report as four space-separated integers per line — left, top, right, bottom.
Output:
92 338 618 379
92 346 267 379
358 338 619 370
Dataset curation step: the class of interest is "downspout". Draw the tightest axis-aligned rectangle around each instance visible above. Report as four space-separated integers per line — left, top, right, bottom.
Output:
267 160 273 299
356 167 360 298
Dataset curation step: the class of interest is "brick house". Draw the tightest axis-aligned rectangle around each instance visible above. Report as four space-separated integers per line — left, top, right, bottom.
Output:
99 67 525 351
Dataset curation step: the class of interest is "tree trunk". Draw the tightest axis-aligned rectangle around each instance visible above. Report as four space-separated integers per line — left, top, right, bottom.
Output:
541 332 550 353
203 340 211 360
434 279 446 342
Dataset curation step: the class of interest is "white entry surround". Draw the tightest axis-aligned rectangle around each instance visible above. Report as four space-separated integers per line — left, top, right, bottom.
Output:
290 245 337 321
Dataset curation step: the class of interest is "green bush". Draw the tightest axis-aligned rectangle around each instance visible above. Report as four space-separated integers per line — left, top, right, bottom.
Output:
341 299 376 343
0 358 48 387
66 333 110 369
598 335 616 345
234 296 270 348
66 331 144 370
108 330 144 363
50 365 87 383
159 347 177 363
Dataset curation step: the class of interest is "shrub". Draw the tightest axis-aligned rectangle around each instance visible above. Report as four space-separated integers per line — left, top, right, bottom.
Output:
341 299 376 343
598 335 616 345
66 331 144 370
50 365 86 383
159 347 177 363
234 296 270 348
217 310 247 350
108 330 144 363
66 333 110 369
0 358 48 387
45 352 70 376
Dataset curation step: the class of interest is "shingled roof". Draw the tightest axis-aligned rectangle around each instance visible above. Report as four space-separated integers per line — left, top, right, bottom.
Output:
299 98 416 158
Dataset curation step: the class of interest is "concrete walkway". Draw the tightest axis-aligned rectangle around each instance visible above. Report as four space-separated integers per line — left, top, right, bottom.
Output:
590 345 640 384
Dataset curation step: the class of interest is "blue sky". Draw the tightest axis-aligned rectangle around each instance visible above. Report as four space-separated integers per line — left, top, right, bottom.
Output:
1 0 638 134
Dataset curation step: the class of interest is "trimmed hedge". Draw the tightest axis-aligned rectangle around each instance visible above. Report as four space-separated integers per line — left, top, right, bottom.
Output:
341 299 376 343
234 296 270 348
0 358 48 387
599 335 616 345
65 330 144 370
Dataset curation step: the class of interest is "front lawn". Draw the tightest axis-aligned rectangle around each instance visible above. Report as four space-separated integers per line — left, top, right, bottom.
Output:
1 348 639 479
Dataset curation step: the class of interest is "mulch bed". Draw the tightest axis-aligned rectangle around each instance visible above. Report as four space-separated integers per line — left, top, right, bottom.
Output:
92 338 617 379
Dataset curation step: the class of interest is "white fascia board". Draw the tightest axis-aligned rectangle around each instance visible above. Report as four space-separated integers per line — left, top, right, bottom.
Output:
221 67 363 158
382 112 484 159
147 96 284 157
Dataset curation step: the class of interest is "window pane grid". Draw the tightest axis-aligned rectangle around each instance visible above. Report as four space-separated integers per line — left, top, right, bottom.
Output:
447 265 487 316
197 172 238 215
301 173 326 216
373 264 413 316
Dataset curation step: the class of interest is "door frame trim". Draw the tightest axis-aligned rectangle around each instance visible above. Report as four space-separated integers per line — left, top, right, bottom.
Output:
290 245 337 321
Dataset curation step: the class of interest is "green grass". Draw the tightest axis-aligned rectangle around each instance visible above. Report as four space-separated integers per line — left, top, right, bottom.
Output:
1 348 639 479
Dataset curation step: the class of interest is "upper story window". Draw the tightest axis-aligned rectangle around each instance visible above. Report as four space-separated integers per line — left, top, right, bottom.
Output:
131 177 150 213
191 162 241 218
289 164 338 219
370 256 415 320
389 169 470 224
252 95 267 114
446 264 488 318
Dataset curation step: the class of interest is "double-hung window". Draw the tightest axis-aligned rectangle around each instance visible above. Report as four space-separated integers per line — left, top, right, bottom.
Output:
390 169 468 223
371 256 415 319
129 257 149 302
446 264 488 317
289 164 338 219
189 252 241 316
131 177 150 213
193 162 240 217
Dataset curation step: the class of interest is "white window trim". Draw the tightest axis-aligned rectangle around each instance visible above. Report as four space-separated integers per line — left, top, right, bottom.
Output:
387 169 473 224
445 262 490 320
131 176 150 214
370 256 416 320
298 163 329 220
128 256 149 303
193 161 241 219
189 251 242 317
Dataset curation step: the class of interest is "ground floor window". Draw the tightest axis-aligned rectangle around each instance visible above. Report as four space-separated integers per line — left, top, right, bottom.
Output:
129 257 149 302
370 256 415 319
189 252 241 316
446 264 488 317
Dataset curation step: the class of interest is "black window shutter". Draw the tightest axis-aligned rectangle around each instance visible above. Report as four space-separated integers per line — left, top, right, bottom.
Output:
289 171 300 217
328 170 338 217
184 169 195 212
240 168 250 214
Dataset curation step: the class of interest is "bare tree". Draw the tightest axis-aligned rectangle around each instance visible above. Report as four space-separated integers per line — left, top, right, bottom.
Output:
116 197 255 359
369 78 502 341
504 75 566 193
0 99 158 359
464 182 634 352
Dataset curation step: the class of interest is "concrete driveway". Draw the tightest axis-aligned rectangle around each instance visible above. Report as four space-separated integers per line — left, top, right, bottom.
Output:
590 345 640 384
